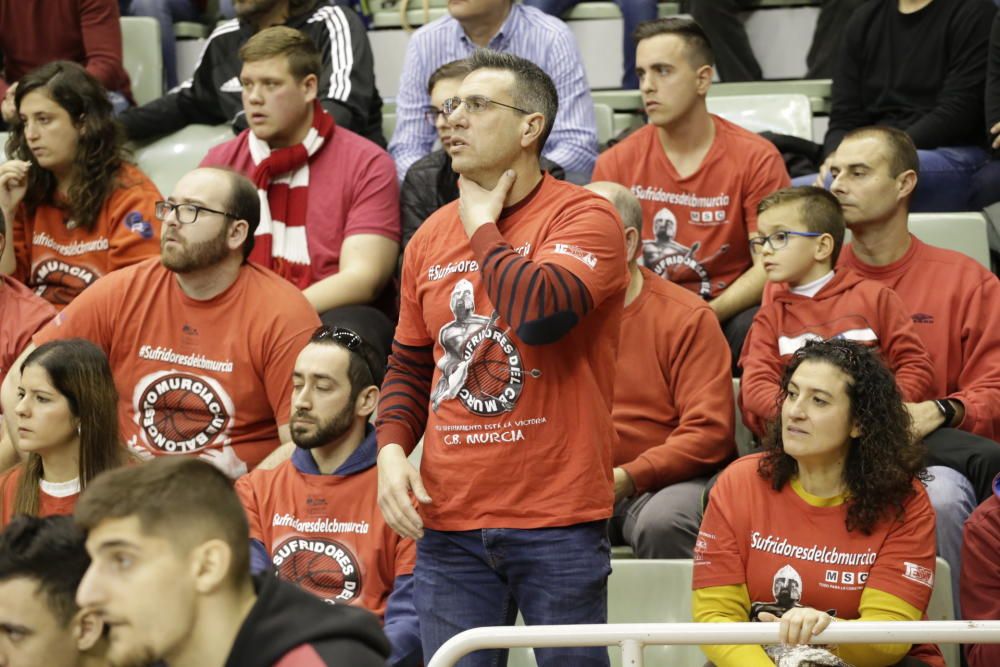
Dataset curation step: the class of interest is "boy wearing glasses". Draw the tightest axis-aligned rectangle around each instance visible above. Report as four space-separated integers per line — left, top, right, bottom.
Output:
1 166 320 477
738 186 934 437
200 27 400 340
235 326 421 666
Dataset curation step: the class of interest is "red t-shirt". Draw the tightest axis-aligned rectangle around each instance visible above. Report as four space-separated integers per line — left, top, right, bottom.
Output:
840 237 1000 439
386 174 628 530
200 127 401 284
235 451 415 619
613 267 735 493
0 274 55 389
592 116 789 299
0 466 78 527
695 454 943 667
12 163 161 309
33 258 320 473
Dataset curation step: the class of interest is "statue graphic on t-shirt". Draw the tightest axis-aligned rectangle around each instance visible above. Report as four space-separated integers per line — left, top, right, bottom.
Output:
642 207 730 298
431 279 491 411
751 564 804 620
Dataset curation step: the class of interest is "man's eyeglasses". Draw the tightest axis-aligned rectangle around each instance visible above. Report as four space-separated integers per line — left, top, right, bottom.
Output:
423 106 447 125
155 201 238 225
311 326 377 385
749 230 823 255
440 95 532 117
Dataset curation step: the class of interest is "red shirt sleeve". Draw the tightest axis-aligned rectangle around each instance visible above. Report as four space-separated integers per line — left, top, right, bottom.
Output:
741 145 791 234
259 288 321 429
235 473 265 543
738 305 784 438
342 149 401 243
875 285 935 403
693 462 751 589
79 0 128 92
961 494 1000 667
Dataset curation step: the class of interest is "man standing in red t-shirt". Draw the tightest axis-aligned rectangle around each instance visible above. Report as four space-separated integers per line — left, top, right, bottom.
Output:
200 26 400 357
376 50 627 666
593 17 789 369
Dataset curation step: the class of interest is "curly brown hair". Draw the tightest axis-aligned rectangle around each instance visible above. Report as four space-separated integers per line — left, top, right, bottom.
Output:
757 339 928 535
5 61 127 232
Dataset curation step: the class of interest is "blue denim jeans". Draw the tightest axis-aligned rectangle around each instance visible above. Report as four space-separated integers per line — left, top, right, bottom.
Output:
794 146 991 212
414 521 612 667
523 0 656 88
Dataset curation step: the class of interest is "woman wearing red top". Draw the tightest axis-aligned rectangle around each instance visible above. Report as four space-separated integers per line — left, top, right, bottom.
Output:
694 339 943 667
0 339 127 525
0 61 161 308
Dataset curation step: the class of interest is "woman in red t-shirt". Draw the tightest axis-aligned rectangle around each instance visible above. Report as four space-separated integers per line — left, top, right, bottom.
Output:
0 61 161 308
694 339 943 667
0 339 128 526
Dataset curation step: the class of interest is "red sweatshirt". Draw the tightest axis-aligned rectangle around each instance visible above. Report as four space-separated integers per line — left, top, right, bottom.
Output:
960 474 1000 667
0 0 132 100
841 236 1000 439
741 268 934 436
613 267 735 493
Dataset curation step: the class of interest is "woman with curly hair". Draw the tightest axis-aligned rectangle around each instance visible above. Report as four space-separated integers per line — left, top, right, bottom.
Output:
0 61 161 309
0 338 129 526
693 339 944 667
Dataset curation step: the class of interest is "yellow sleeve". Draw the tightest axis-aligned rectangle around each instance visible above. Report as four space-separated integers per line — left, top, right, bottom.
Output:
834 587 923 667
692 585 774 667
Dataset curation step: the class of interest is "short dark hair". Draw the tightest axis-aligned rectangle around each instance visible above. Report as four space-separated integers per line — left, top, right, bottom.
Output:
213 168 261 261
308 326 384 401
75 458 250 587
427 58 472 96
633 17 715 68
466 50 558 156
0 516 89 624
842 126 920 179
757 186 846 265
239 26 321 80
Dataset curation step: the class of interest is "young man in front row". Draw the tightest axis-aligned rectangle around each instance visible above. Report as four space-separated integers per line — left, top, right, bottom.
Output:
586 181 735 559
75 457 389 667
593 17 790 368
236 326 421 666
739 186 935 437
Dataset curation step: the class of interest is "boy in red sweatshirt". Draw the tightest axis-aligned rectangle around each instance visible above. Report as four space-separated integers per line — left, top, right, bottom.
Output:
739 186 934 437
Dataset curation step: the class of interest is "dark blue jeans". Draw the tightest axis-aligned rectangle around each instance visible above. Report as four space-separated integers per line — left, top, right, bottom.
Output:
415 521 611 667
523 0 656 88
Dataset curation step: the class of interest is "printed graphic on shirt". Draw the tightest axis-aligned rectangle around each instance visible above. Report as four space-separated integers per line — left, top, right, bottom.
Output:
750 564 805 620
123 211 155 239
272 536 362 604
775 315 879 356
130 370 236 454
642 207 730 299
430 279 525 417
31 258 99 306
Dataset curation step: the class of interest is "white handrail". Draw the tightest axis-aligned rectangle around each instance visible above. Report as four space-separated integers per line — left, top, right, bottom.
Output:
426 620 1000 667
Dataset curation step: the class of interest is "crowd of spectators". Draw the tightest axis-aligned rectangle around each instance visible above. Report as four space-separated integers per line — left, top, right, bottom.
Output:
2 1 1000 666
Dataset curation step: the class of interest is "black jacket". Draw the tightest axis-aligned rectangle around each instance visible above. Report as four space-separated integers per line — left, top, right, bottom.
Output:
400 150 565 250
120 1 384 146
225 574 390 667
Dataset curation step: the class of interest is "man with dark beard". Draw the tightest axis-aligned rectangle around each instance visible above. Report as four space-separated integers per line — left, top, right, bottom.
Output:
235 326 421 667
119 0 384 145
0 167 321 477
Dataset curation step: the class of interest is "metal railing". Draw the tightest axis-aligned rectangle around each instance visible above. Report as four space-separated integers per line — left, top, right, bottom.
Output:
426 620 1000 667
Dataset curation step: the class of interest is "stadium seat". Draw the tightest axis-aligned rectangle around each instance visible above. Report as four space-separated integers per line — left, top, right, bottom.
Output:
908 212 991 271
594 103 614 146
706 94 813 141
509 559 703 667
132 124 234 197
383 112 397 145
928 558 959 667
120 17 165 106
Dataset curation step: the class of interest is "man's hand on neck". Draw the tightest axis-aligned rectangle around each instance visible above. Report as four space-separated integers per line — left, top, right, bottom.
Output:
458 169 518 238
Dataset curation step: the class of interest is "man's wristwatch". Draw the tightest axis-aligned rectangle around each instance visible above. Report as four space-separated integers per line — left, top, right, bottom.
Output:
933 399 957 429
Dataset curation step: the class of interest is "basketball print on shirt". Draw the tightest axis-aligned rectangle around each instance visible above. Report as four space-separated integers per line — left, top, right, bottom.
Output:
642 207 730 299
273 536 362 604
31 259 98 306
131 370 236 454
430 279 525 417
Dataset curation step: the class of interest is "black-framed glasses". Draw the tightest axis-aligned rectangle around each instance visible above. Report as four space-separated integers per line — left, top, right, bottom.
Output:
311 326 377 385
423 105 447 125
155 200 238 225
749 230 823 255
441 95 532 117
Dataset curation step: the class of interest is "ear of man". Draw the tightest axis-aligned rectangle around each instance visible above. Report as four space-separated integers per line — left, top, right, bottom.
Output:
191 538 235 594
73 608 106 653
356 385 380 419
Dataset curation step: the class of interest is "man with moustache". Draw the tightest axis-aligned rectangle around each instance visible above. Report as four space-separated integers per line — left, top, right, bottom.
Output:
236 326 421 666
0 167 320 478
119 0 385 145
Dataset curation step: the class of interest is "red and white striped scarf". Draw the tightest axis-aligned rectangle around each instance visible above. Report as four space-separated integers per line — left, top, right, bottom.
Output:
248 100 334 288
